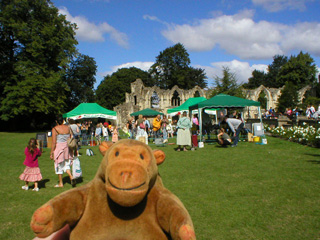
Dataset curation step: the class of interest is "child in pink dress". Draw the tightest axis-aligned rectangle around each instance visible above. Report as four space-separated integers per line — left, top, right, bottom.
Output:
112 126 119 143
19 138 42 191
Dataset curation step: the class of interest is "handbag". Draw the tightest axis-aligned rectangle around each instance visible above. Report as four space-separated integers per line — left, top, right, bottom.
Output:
54 127 77 149
139 122 145 129
68 128 77 149
67 137 77 149
138 136 146 143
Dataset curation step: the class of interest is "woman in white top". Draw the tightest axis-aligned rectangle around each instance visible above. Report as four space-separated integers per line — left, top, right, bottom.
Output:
50 115 75 188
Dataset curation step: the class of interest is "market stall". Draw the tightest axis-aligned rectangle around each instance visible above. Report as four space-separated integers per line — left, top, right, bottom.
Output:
167 97 207 116
130 108 163 117
189 94 261 141
63 103 117 120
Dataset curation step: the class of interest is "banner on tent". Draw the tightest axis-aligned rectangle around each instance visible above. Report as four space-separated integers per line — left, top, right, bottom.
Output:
167 109 217 116
69 114 117 120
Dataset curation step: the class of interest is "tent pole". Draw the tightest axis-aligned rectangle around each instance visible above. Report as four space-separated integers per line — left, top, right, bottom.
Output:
199 108 203 142
258 106 263 126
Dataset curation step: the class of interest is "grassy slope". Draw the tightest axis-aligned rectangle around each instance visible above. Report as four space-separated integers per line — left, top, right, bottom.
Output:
0 132 320 240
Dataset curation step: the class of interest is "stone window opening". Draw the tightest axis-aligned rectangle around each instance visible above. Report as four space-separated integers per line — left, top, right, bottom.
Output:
194 91 200 97
151 91 160 108
258 91 268 110
171 90 180 106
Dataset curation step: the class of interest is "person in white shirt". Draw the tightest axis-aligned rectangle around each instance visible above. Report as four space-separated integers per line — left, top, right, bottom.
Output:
224 116 244 147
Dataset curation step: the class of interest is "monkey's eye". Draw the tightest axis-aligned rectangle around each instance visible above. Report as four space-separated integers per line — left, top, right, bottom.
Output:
140 154 144 160
115 151 119 157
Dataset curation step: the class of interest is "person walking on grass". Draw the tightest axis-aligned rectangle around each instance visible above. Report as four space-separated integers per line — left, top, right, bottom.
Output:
19 138 42 191
51 115 76 188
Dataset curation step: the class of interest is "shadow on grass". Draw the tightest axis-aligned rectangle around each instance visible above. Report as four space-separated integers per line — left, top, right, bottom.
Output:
215 145 230 148
305 153 320 157
62 176 84 185
304 153 320 164
306 160 320 164
38 179 50 189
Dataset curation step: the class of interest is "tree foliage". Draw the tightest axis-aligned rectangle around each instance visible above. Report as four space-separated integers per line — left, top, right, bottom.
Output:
96 67 153 110
149 43 207 89
258 91 267 110
243 70 267 89
265 55 288 88
0 0 77 125
277 81 299 113
302 83 320 109
245 53 317 90
276 52 317 89
209 67 244 98
64 54 97 110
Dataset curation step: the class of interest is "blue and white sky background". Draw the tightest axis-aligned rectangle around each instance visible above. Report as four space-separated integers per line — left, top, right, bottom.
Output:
51 0 320 88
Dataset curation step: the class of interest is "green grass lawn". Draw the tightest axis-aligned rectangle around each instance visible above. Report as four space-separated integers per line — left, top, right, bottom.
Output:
1 132 320 240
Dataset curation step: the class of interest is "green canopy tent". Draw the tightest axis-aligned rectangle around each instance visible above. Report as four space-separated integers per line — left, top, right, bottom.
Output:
63 103 117 120
167 97 206 116
189 94 261 140
130 108 164 117
189 94 260 109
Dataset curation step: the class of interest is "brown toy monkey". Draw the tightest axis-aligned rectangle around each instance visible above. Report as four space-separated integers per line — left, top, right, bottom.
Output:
31 139 196 240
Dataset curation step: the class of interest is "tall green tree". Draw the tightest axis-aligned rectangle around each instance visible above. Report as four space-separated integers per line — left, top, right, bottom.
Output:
276 52 317 89
210 67 244 98
64 54 97 110
277 81 299 113
0 0 77 127
149 43 207 89
265 55 288 88
243 69 267 89
96 67 153 110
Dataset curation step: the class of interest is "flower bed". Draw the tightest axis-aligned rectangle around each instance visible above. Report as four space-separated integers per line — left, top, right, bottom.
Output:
265 123 320 148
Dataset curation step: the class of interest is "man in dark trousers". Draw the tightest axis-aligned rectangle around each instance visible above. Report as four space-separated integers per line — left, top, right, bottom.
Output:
224 116 244 147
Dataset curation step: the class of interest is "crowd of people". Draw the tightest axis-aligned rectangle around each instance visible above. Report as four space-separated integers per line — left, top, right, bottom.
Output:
263 105 320 120
125 114 177 144
20 108 290 191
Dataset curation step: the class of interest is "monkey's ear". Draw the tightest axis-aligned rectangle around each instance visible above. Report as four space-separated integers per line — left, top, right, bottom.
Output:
153 149 165 165
99 141 113 156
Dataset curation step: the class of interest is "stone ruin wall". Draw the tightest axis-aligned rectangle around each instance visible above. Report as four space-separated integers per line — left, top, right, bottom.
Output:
243 85 311 118
113 79 311 127
114 79 207 127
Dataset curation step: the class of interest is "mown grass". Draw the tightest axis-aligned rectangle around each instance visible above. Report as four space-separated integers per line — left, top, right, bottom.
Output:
1 132 320 240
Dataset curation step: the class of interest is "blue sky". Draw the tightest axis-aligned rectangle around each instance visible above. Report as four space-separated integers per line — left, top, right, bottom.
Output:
51 0 320 88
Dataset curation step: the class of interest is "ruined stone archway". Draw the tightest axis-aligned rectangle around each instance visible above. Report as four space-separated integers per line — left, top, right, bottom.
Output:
171 90 180 106
254 85 272 110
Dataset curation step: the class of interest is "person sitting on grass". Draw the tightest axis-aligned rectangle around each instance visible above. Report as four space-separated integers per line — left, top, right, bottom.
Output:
217 128 232 147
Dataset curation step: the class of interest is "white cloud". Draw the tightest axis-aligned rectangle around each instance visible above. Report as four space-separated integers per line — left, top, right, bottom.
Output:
58 7 129 48
282 22 320 55
143 15 170 27
252 0 313 12
161 11 320 60
196 60 268 86
99 61 154 78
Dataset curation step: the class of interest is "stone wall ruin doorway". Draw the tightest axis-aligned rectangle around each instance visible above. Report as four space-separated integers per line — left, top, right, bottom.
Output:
171 90 180 107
